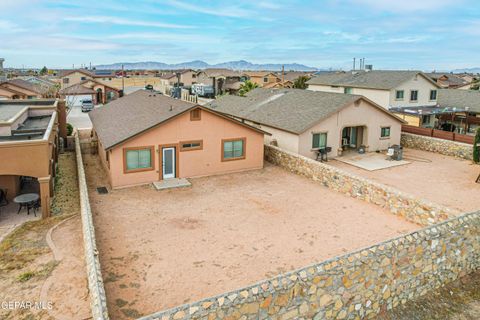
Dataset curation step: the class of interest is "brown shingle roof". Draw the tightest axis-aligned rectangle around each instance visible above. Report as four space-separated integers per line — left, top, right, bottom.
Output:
307 70 440 90
1 79 43 94
59 83 95 95
90 90 267 149
207 88 404 134
90 90 195 149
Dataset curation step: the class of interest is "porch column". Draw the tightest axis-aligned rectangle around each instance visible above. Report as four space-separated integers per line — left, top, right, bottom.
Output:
38 176 51 219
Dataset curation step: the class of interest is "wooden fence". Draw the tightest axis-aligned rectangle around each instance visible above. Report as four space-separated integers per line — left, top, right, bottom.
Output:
402 125 474 144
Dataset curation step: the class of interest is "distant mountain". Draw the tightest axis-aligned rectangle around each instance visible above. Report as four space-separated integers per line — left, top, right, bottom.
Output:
451 67 480 74
95 60 318 71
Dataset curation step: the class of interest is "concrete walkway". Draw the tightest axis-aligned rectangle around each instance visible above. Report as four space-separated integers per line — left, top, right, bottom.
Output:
0 202 40 243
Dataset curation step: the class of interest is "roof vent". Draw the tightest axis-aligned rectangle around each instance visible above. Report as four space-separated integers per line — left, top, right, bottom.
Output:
169 105 173 111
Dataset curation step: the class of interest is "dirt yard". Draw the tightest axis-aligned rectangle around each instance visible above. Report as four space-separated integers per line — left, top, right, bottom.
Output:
83 155 419 319
330 148 480 213
0 153 90 320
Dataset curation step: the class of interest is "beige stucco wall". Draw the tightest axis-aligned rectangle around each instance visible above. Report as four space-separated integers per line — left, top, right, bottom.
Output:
61 71 92 89
298 100 402 159
103 109 265 188
389 75 438 108
0 87 22 99
392 112 421 126
249 74 280 87
308 84 391 108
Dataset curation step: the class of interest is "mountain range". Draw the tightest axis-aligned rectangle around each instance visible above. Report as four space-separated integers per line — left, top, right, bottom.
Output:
451 67 480 74
95 60 318 71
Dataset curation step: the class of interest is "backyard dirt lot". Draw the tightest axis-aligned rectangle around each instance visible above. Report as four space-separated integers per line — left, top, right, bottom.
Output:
330 148 480 214
84 154 419 319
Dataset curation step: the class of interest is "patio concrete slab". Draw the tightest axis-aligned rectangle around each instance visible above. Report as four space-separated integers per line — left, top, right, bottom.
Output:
152 178 191 190
334 152 410 171
0 203 40 243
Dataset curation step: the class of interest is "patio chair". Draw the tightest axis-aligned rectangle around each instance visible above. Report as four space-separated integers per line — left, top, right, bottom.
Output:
0 189 8 214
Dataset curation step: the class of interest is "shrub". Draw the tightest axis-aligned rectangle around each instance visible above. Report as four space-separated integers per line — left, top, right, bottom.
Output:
474 128 480 163
66 123 73 136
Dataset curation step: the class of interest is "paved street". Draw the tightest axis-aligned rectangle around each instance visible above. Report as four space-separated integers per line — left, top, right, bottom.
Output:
67 105 99 129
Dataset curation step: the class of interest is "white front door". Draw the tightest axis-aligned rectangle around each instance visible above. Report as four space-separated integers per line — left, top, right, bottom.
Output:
162 147 176 179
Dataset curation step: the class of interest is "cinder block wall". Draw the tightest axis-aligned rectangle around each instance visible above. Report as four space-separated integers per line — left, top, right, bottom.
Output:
401 133 473 160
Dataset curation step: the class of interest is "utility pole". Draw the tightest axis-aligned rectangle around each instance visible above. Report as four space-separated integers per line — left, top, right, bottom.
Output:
282 65 284 83
122 64 125 94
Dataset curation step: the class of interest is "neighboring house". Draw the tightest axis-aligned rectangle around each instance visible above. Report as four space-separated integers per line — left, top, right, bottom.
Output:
307 70 441 109
59 69 115 90
391 89 480 135
59 79 120 106
196 69 246 95
279 71 313 83
89 90 267 188
0 99 67 218
159 69 196 87
0 79 44 99
424 73 469 89
244 71 281 87
263 80 294 89
206 88 405 159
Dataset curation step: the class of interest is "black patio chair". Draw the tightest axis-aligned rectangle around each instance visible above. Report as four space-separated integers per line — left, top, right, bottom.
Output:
0 189 8 214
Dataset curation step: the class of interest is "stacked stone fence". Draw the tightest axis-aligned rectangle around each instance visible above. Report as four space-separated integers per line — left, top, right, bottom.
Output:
139 209 480 320
401 132 474 161
75 133 110 320
264 145 456 226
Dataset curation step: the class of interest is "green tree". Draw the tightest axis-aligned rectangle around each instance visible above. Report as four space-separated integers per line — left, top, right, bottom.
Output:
238 80 258 96
293 75 311 89
474 128 480 163
39 66 48 75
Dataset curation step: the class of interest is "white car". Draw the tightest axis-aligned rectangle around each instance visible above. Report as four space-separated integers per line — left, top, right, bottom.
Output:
81 99 94 112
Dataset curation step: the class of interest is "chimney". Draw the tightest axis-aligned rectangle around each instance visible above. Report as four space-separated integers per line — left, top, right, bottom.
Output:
353 58 356 71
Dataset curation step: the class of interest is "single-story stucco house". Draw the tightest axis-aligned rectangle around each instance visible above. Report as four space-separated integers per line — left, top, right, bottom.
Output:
89 90 268 188
206 88 406 160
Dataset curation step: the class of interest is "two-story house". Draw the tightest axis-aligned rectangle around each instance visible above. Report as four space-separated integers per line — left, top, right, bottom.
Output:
244 71 281 87
196 69 246 95
158 69 196 87
306 70 441 110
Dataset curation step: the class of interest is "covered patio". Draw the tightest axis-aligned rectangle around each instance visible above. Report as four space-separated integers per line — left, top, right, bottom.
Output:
0 201 40 243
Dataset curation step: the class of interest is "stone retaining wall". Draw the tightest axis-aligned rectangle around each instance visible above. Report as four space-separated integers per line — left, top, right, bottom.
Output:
401 132 473 160
75 133 110 320
139 210 480 320
264 145 456 226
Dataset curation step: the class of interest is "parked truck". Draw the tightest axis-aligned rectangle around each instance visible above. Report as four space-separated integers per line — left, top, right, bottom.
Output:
191 83 215 98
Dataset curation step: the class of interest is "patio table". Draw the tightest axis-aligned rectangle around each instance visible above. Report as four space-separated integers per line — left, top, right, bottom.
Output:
13 193 39 216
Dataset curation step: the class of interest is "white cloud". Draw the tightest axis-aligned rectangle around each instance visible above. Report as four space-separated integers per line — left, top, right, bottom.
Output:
64 16 194 29
166 0 253 18
351 0 460 12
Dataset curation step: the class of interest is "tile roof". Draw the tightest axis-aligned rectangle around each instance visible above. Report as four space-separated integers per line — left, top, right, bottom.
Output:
206 88 396 134
307 70 439 90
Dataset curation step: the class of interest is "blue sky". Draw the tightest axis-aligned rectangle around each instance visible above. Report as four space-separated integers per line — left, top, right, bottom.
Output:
1 0 479 70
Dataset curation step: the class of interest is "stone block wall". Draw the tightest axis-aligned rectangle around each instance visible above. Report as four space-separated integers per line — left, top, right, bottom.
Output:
75 133 110 320
139 211 480 320
264 145 456 226
401 132 473 160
